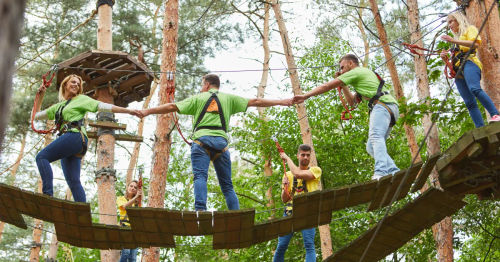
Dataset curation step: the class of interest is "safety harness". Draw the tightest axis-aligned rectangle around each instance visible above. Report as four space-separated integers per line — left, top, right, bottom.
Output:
54 99 88 158
191 92 228 161
450 44 476 78
367 72 396 127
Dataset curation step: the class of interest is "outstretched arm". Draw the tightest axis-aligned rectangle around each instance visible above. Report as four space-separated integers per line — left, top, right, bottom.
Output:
247 98 292 107
293 79 343 104
139 103 179 118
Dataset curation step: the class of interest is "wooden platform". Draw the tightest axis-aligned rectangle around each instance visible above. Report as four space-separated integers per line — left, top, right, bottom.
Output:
56 50 154 107
86 131 143 142
437 122 500 199
325 189 465 262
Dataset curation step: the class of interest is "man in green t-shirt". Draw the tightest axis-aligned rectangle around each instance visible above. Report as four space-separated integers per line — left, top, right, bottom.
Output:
140 74 291 211
293 54 399 180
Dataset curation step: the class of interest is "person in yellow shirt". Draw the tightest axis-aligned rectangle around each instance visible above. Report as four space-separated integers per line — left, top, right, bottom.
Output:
117 180 142 262
440 11 500 127
273 144 321 262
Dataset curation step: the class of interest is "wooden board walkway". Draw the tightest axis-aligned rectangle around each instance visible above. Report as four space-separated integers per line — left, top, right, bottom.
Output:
324 122 500 261
0 122 498 253
324 189 465 262
0 161 424 250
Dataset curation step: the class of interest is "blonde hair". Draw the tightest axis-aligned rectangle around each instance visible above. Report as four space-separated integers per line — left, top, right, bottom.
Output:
58 74 84 101
447 11 471 39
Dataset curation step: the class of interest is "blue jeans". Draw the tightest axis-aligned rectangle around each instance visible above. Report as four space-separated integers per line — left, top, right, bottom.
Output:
191 136 239 211
35 132 87 202
455 61 499 128
273 212 316 262
119 248 137 262
367 103 400 176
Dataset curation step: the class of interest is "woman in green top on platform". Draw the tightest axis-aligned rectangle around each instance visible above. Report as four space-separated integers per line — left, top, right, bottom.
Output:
32 74 140 202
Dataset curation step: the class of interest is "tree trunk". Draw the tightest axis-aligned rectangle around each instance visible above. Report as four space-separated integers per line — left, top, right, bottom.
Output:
367 0 421 161
356 0 370 67
142 1 178 261
456 0 500 114
271 0 333 258
95 2 119 261
0 0 26 148
29 179 44 261
256 3 275 217
0 132 27 242
125 78 158 185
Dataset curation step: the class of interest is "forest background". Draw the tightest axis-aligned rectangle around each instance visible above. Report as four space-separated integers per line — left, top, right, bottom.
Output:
0 0 498 261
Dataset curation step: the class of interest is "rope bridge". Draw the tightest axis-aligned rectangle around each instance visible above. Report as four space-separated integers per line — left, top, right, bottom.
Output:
0 122 498 259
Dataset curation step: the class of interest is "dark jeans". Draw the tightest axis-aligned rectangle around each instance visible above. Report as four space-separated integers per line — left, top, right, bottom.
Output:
119 248 137 262
273 212 316 262
35 132 87 202
191 136 239 211
456 61 499 127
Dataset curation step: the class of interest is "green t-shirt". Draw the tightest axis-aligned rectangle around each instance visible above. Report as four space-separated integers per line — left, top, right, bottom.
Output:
337 67 397 104
175 89 249 141
45 94 100 137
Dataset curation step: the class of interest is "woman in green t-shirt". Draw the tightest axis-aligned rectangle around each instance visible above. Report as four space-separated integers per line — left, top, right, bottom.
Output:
32 74 140 202
440 12 500 127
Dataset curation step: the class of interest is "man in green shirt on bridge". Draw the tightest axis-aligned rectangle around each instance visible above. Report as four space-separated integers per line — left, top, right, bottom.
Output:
140 74 291 211
293 54 400 180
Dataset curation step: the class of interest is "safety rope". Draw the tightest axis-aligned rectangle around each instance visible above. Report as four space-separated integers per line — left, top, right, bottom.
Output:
402 42 456 79
30 66 58 134
336 86 359 121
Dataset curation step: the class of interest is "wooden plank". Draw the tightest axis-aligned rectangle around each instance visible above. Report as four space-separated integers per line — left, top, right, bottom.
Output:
411 154 441 193
332 187 349 211
436 132 474 171
90 64 136 86
293 191 321 231
86 131 143 142
182 211 201 235
378 163 423 209
367 175 393 211
118 74 149 92
345 181 378 208
88 120 127 130
197 211 214 235
0 191 26 229
486 134 499 156
466 142 483 159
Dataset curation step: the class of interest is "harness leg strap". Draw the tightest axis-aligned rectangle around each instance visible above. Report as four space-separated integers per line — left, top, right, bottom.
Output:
193 140 228 162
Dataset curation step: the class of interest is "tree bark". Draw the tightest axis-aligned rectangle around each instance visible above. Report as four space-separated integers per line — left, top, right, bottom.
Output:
0 132 27 242
125 78 158 185
142 1 178 261
356 0 370 67
96 2 119 261
0 0 26 148
367 0 421 161
29 180 44 261
456 0 500 114
271 0 333 258
256 3 276 217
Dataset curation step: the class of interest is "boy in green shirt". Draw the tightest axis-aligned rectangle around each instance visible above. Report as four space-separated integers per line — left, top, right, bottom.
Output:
140 74 291 210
